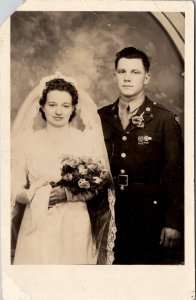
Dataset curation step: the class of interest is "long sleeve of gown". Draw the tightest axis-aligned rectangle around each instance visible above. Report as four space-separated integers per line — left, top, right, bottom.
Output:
11 136 30 217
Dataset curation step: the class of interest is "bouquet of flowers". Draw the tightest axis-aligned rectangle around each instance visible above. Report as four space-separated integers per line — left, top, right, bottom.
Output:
52 155 113 195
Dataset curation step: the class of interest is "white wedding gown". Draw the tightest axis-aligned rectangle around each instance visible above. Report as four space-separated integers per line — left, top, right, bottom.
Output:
12 127 99 264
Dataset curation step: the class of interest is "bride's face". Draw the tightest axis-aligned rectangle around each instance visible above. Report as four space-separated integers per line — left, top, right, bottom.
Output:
43 90 74 127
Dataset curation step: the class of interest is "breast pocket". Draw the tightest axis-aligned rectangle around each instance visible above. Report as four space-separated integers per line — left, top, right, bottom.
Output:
136 132 162 162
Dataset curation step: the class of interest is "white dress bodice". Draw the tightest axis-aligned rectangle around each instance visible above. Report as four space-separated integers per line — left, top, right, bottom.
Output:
13 127 98 264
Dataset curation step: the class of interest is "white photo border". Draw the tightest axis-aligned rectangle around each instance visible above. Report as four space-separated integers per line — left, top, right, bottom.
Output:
0 1 194 299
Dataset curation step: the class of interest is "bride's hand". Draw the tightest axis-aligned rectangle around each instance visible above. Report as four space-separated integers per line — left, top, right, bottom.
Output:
48 186 67 207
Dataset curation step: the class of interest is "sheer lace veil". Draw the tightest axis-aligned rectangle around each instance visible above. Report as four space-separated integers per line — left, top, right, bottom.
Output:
11 72 116 264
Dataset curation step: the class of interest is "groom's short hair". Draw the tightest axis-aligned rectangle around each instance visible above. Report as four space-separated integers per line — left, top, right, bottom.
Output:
115 47 150 72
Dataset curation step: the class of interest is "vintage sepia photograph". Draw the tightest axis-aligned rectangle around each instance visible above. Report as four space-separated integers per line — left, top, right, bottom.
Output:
11 10 185 266
0 1 194 299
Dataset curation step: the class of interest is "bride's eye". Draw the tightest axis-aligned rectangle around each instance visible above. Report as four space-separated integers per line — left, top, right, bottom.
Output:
48 103 56 107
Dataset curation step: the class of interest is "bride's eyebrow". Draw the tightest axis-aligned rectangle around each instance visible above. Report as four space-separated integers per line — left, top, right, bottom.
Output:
47 100 71 105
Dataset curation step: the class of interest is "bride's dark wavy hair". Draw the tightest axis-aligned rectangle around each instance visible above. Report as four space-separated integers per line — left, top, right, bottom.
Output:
39 78 78 122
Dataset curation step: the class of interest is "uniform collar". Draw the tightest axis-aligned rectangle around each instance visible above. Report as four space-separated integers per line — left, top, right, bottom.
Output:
136 97 153 117
118 95 145 115
105 97 154 132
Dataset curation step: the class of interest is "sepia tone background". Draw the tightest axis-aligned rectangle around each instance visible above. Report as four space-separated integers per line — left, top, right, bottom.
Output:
11 11 184 127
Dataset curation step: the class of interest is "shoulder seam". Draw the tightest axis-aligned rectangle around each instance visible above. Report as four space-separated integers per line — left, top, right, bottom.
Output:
152 102 172 113
98 103 114 111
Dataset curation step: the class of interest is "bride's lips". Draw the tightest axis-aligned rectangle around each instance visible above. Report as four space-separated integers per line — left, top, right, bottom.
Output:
53 116 63 120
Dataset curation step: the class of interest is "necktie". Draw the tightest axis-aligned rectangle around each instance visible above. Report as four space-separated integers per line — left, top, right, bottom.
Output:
120 105 130 129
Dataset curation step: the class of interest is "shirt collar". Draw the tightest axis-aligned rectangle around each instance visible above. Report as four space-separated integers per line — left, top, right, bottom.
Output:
118 95 145 114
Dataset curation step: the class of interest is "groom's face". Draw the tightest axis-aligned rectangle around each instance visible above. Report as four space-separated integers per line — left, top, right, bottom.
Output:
43 90 74 127
114 58 150 101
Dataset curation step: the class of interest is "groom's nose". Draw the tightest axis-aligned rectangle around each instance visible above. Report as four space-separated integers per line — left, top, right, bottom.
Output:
124 72 132 81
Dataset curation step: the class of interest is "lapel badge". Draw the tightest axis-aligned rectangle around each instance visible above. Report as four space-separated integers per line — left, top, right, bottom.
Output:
138 135 152 145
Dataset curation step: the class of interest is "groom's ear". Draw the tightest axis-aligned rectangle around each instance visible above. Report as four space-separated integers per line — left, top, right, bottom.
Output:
144 72 150 85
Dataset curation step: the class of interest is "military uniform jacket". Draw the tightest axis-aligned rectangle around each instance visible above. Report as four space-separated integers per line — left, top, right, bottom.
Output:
98 97 184 234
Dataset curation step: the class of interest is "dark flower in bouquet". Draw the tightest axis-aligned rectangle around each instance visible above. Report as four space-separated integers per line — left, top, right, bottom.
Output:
54 155 113 195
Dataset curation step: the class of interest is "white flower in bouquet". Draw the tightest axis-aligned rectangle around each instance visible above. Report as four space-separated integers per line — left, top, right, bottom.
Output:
68 157 81 168
78 164 88 175
78 179 91 189
87 163 98 171
93 176 103 184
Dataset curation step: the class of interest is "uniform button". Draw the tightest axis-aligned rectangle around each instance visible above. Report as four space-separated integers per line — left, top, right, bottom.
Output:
153 201 157 205
120 169 125 174
146 107 151 112
120 185 125 190
153 102 157 105
114 114 118 119
122 136 127 141
121 153 126 158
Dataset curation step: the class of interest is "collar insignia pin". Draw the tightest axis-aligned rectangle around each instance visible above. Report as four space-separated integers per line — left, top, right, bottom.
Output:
138 136 144 145
143 136 152 144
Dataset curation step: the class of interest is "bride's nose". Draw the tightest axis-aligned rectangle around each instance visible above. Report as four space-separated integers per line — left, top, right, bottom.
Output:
55 106 62 115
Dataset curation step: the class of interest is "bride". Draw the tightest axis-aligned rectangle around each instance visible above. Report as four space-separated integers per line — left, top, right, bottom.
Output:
11 73 116 264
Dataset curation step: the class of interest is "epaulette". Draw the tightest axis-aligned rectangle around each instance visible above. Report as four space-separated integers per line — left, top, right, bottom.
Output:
151 101 171 113
151 100 181 124
98 102 116 113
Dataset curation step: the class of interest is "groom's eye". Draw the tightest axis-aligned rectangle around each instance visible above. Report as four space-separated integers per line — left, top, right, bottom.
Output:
117 69 125 74
132 70 140 74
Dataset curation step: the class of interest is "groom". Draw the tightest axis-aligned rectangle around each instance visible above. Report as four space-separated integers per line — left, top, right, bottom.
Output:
98 47 184 264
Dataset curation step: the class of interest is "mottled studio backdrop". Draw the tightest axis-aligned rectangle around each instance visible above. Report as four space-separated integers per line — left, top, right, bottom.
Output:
11 12 184 126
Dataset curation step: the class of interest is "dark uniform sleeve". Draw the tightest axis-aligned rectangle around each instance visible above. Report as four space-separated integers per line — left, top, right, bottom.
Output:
161 113 184 231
